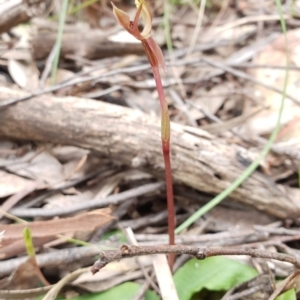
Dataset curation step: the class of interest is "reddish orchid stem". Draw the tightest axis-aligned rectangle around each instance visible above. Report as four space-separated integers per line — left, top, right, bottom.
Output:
111 0 175 270
152 65 175 269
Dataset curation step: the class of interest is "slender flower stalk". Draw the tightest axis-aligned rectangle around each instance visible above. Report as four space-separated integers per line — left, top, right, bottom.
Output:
112 0 175 269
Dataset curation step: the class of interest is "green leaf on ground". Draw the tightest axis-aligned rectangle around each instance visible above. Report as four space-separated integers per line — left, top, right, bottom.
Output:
174 256 258 300
276 289 296 300
71 282 159 300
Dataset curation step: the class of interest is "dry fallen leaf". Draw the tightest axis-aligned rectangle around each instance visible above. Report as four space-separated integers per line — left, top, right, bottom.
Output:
191 81 236 120
0 170 34 198
8 59 39 91
0 257 46 290
7 151 65 187
276 116 300 147
243 28 300 139
0 208 113 246
51 145 90 163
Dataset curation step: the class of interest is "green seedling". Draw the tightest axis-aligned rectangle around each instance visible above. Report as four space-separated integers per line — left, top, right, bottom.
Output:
23 227 50 286
111 0 175 268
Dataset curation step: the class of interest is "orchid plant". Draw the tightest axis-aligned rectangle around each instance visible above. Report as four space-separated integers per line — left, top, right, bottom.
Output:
112 0 175 268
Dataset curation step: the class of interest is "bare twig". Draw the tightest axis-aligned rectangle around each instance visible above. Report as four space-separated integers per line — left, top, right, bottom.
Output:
169 89 197 127
0 245 103 277
254 225 300 236
132 280 152 300
0 64 151 108
201 57 300 105
221 284 268 300
187 0 207 54
39 43 58 89
9 182 164 217
216 14 291 32
133 230 268 245
91 244 300 274
119 210 169 231
125 228 161 296
227 63 300 71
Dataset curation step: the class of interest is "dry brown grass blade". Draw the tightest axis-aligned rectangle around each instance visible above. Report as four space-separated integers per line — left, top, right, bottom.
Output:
42 267 90 300
0 285 52 299
152 254 179 300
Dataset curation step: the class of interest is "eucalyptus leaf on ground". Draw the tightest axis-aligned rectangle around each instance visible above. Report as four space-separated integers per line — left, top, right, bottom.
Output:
173 256 258 300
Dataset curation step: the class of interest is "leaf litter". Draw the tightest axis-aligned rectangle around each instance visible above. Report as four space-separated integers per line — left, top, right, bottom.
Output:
0 0 299 299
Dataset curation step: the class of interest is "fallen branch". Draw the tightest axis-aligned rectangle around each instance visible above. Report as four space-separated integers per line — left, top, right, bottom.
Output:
0 87 299 219
91 244 300 274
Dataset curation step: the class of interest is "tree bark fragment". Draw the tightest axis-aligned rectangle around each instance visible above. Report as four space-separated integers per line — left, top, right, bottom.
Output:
0 87 299 219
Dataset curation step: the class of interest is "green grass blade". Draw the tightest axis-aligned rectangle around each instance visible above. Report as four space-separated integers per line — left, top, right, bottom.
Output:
67 0 99 16
51 0 70 85
164 0 173 54
176 0 289 233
